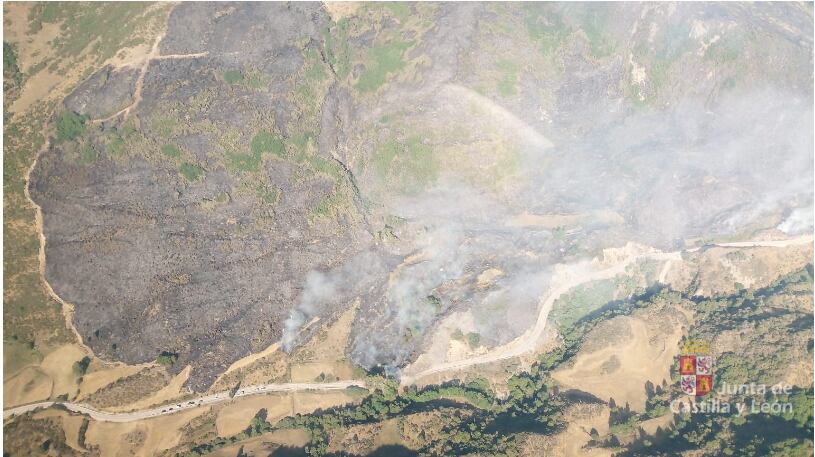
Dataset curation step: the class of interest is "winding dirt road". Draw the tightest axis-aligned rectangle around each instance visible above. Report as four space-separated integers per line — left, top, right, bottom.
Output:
4 236 810 422
3 380 365 423
401 235 813 384
400 249 683 384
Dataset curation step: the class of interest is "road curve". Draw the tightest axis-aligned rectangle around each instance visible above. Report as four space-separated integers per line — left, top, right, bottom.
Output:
400 234 813 384
4 235 811 422
3 380 366 423
400 249 682 384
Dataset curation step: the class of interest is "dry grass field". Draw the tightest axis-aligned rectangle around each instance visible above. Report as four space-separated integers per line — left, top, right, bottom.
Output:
552 305 688 411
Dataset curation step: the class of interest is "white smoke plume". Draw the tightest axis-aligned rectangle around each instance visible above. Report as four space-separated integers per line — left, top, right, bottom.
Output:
282 251 388 350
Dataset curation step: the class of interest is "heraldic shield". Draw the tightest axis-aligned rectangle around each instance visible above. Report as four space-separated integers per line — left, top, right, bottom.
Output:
678 353 714 397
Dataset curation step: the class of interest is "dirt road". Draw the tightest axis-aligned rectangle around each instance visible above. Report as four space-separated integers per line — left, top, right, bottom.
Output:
2 380 365 423
400 234 813 384
691 235 813 250
400 249 682 384
4 235 810 421
91 33 208 125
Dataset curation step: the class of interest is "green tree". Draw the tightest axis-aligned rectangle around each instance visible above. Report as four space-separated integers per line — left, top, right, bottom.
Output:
72 356 91 377
156 351 178 366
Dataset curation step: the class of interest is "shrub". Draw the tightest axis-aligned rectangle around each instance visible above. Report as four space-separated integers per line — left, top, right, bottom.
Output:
3 41 23 86
156 352 178 366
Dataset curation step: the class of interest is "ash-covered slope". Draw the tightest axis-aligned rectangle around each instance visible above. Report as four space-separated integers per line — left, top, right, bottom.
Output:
30 2 812 390
31 3 378 390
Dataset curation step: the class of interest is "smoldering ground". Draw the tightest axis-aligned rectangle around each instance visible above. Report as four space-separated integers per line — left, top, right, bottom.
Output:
31 2 811 389
289 85 812 373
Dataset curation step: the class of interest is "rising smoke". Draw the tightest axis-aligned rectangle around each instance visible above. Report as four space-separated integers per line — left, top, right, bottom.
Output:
287 7 813 373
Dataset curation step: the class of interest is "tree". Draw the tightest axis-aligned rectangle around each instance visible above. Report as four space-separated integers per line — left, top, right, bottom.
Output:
246 409 269 436
466 332 481 349
73 356 91 377
156 351 178 366
590 428 600 440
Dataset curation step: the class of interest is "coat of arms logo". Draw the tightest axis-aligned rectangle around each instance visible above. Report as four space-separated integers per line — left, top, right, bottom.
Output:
678 339 713 396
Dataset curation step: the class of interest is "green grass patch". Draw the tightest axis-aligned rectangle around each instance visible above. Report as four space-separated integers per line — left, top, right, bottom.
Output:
222 69 244 84
150 113 178 139
55 111 87 143
106 134 125 156
311 196 333 219
256 185 279 205
381 2 410 21
227 130 285 173
323 19 352 79
630 21 692 100
120 119 138 138
290 132 344 180
200 192 230 211
296 83 315 102
78 143 98 164
310 192 346 221
291 131 316 155
221 68 268 89
244 69 268 90
303 47 328 82
161 143 181 158
215 192 229 204
356 40 413 93
373 135 437 192
250 131 284 157
227 151 260 172
179 163 204 181
374 140 400 173
303 155 344 181
291 45 331 121
466 332 481 349
28 61 47 77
